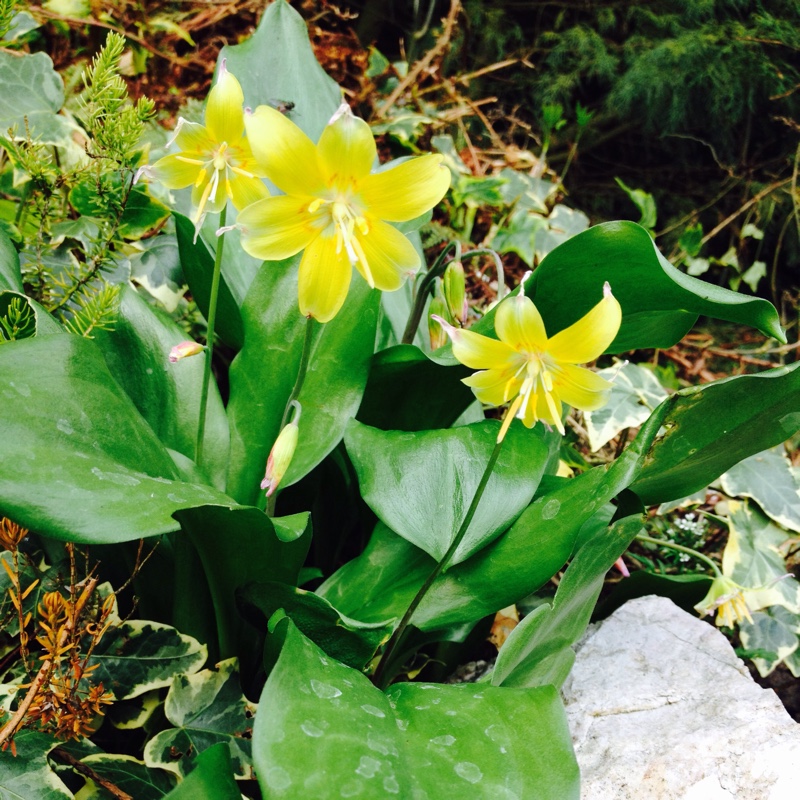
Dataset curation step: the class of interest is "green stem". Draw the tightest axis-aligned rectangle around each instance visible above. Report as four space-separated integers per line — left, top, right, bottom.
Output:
266 316 316 516
372 435 506 689
195 207 227 468
635 533 722 577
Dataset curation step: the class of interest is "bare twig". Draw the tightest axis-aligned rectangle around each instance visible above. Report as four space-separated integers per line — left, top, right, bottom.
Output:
50 747 133 800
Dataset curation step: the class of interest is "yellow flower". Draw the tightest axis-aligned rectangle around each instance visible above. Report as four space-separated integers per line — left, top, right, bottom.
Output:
694 575 754 628
237 102 451 323
141 61 269 233
437 280 622 438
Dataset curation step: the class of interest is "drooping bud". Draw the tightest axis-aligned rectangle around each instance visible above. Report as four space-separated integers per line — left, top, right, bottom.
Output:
168 341 204 363
443 260 467 325
261 402 301 497
428 297 452 350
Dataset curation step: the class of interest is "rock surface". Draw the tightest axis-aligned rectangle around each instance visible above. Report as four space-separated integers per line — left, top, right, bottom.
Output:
563 595 800 800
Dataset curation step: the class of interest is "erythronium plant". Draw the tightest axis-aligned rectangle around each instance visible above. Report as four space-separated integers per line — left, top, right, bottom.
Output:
2 3 799 797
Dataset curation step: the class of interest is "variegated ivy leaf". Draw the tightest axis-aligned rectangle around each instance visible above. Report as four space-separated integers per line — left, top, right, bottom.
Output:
74 754 176 800
722 500 800 614
143 658 256 780
584 361 668 452
720 447 800 533
108 689 162 730
0 729 72 799
739 607 800 678
85 619 207 701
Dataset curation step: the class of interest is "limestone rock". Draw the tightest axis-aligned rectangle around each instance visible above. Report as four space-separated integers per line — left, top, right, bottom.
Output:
563 595 800 800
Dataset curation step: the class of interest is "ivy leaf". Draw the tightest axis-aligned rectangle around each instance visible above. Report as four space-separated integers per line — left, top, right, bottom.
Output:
75 754 176 799
0 729 72 799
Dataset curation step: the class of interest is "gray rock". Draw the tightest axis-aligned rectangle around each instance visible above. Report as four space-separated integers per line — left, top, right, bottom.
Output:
563 596 800 800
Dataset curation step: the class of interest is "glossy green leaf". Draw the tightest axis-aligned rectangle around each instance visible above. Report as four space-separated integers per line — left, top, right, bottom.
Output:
357 344 474 431
253 621 579 799
0 729 72 799
720 448 800 533
94 285 229 490
76 754 175 799
739 608 799 677
118 187 171 240
220 0 344 144
0 225 22 291
87 619 207 701
0 335 236 543
144 658 256 780
631 362 800 505
346 419 551 564
174 213 244 350
226 257 379 504
161 743 241 800
492 515 642 689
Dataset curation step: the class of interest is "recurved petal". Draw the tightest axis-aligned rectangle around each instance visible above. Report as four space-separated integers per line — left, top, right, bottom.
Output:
318 105 377 186
522 389 563 432
358 154 450 222
227 173 270 211
174 120 215 154
238 195 320 261
494 293 548 352
547 286 622 364
447 326 518 371
552 364 613 412
205 64 245 144
149 153 204 189
462 367 523 407
298 231 353 323
245 105 326 197
354 219 419 292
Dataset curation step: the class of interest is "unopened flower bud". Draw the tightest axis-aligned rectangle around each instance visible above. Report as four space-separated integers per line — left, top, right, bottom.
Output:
261 403 302 497
443 260 467 324
428 297 452 350
169 341 204 363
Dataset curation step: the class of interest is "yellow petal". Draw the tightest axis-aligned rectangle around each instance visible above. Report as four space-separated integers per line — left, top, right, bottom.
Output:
245 105 326 197
191 173 226 217
205 64 245 144
547 286 622 364
522 389 563 432
238 195 320 261
494 293 548 352
447 327 518 371
227 173 270 211
462 367 523 406
552 364 613 411
298 231 353 322
230 139 269 178
149 153 203 189
174 120 215 154
318 105 377 186
358 154 450 222
354 219 419 292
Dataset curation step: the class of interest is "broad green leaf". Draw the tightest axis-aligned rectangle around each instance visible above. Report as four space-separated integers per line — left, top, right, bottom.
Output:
238 581 391 669
87 619 207 701
357 344 474 431
0 226 22 291
739 608 799 677
226 257 379 504
0 335 237 543
0 51 64 137
117 188 171 240
144 658 256 780
94 286 229 490
630 362 800 505
584 361 668 451
4 12 41 42
174 213 244 350
219 0 341 143
253 621 579 799
720 448 800 533
489 207 547 267
75 754 175 799
615 177 657 230
722 501 800 614
533 204 590 260
497 167 553 213
345 419 551 564
492 515 641 689
0 729 72 799
161 743 241 800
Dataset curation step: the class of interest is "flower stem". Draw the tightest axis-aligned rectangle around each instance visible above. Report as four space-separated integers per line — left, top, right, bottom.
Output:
372 431 506 689
195 206 226 468
266 316 316 516
634 533 722 577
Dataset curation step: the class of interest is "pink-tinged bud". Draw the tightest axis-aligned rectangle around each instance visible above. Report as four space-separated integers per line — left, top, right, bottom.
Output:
261 419 300 497
428 297 452 350
443 260 467 324
613 556 630 578
169 341 204 363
